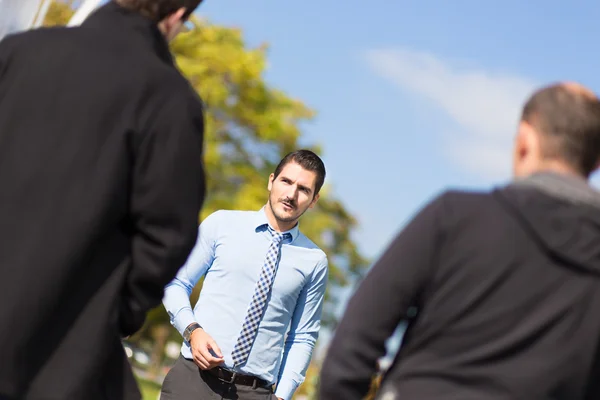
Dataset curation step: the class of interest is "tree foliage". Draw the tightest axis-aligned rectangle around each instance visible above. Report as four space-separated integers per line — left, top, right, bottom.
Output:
44 0 369 380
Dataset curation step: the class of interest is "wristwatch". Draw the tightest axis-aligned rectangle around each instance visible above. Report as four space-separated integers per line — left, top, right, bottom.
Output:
183 322 202 344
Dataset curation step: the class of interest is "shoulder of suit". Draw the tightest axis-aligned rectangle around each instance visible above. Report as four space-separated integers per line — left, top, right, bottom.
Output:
0 26 65 52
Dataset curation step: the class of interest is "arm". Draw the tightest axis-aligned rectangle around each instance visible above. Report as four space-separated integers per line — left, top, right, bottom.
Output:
163 211 226 370
275 256 329 400
162 210 221 335
119 90 205 336
318 193 446 400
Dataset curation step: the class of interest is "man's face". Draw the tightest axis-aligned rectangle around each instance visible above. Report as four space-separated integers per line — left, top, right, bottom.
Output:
267 162 320 224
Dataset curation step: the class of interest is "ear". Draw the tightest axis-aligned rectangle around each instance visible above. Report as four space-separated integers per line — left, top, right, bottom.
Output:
515 121 539 161
161 7 186 31
514 129 526 164
513 120 544 178
308 193 320 209
267 173 274 191
169 7 187 25
158 7 187 40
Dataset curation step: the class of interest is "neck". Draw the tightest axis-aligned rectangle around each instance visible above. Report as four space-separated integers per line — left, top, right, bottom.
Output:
532 160 587 180
264 204 297 233
517 158 588 181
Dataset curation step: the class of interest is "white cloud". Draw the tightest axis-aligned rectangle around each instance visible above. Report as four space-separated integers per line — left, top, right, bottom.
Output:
365 48 537 180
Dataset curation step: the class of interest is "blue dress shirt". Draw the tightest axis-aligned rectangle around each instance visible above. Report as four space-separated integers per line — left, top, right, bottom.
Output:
162 207 329 399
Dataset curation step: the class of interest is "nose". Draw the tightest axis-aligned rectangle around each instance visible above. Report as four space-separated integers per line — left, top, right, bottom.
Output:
285 186 299 200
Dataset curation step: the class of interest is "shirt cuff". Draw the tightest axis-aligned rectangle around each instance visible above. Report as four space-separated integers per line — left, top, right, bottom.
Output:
172 308 197 336
274 378 299 400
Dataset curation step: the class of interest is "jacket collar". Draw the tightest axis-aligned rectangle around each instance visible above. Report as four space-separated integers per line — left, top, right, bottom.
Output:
513 171 600 210
81 1 174 66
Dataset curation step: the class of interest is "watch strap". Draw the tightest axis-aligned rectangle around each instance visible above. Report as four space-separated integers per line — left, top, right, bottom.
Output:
183 322 202 343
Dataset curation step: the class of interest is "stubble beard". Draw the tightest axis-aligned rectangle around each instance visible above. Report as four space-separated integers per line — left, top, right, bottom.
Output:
268 196 300 223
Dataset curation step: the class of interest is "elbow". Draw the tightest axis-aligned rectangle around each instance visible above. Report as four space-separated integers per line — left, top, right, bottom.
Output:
164 278 194 297
284 331 318 351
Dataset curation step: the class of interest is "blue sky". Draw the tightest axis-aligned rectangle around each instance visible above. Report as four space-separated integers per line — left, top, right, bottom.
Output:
191 0 600 261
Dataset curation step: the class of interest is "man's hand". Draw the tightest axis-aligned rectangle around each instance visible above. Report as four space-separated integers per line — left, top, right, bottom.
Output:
189 328 224 369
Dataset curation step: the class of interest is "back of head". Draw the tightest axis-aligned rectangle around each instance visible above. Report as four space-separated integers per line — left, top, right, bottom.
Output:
114 0 204 21
504 82 600 275
520 82 600 177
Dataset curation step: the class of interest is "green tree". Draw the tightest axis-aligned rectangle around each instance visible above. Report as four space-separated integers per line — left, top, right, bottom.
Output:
44 0 369 383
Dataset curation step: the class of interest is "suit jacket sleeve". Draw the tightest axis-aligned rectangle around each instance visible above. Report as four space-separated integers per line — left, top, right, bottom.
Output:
119 89 206 336
318 192 446 400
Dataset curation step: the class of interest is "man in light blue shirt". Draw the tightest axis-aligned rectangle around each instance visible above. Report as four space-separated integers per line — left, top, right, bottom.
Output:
160 149 329 400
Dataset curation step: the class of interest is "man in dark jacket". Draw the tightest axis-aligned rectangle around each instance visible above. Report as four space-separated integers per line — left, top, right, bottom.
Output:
0 1 206 399
319 82 600 400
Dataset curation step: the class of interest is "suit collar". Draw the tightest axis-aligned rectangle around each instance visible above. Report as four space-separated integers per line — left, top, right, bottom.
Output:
82 1 174 66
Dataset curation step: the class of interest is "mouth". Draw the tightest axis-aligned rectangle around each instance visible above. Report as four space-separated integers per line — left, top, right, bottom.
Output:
280 200 295 211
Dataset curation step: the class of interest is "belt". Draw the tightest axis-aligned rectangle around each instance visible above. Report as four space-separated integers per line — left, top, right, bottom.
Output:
205 366 270 388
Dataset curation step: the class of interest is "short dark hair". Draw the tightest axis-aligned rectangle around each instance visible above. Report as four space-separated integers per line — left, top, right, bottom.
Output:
273 150 326 195
115 0 203 21
521 83 600 176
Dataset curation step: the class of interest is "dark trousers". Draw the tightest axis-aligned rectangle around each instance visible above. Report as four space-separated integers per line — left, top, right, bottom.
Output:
160 356 276 400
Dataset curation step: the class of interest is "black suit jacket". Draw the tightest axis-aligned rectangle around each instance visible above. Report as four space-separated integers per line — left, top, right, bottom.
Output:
0 3 205 399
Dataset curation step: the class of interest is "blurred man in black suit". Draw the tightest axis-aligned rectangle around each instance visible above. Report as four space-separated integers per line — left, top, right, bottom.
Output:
0 1 206 398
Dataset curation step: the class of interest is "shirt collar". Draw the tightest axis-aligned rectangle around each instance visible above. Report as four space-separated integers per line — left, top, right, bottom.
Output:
255 206 300 243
